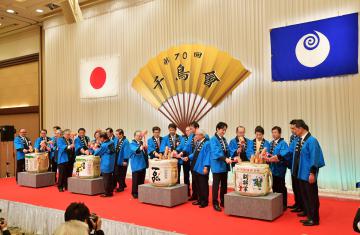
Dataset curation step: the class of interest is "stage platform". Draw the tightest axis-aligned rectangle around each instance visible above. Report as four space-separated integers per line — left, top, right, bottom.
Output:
0 177 358 235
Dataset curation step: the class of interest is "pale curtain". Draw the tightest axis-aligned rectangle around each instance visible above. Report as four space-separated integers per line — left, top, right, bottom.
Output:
43 0 360 194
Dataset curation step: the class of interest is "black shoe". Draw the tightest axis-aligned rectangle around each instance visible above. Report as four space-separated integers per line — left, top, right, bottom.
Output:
213 204 222 212
297 212 307 217
199 204 208 208
291 208 302 213
58 188 64 192
132 193 138 199
300 219 309 223
302 220 319 226
116 188 124 192
188 196 197 201
288 204 297 209
192 201 200 205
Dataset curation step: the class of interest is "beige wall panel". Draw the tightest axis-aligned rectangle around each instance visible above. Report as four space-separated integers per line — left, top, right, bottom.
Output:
0 62 39 108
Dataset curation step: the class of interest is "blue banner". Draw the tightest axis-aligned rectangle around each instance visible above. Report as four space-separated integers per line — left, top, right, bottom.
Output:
271 13 358 81
357 181 360 189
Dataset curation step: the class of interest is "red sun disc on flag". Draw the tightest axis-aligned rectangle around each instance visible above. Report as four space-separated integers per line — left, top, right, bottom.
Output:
90 67 106 89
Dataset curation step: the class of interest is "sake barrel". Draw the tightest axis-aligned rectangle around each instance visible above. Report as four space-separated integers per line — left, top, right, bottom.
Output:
149 159 178 187
25 153 49 173
233 162 272 196
73 155 101 179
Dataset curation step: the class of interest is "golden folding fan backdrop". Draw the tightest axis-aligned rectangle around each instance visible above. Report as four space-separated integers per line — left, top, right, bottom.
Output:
132 44 251 133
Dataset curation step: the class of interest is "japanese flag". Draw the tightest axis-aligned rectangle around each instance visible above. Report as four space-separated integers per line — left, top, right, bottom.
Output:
80 56 119 98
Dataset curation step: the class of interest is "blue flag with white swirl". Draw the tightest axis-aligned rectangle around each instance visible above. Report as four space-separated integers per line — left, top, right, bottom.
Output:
271 13 358 81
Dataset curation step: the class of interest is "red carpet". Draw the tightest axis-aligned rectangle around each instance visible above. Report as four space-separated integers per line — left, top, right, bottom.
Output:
0 177 358 235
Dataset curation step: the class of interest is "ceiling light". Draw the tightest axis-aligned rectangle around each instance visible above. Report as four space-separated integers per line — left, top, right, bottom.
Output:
35 9 44 13
6 9 16 14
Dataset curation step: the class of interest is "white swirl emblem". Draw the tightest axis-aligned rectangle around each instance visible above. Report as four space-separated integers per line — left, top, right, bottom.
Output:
295 30 330 67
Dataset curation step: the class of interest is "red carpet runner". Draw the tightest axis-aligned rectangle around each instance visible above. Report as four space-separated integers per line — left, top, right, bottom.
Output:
0 177 357 235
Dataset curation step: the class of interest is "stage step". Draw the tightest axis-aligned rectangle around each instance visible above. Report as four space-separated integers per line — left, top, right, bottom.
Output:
68 177 104 195
17 172 55 188
224 192 283 221
139 183 188 207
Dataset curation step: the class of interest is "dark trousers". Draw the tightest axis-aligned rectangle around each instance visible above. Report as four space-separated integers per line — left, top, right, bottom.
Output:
299 179 320 222
292 174 304 210
16 159 25 182
132 169 146 195
115 165 128 189
58 162 69 189
67 162 74 179
212 172 228 205
194 172 209 206
102 172 114 196
48 158 58 182
272 175 287 208
190 170 198 199
177 162 190 194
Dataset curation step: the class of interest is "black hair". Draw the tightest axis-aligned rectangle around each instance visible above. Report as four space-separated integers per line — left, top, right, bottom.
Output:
40 129 47 133
64 202 90 222
53 126 61 130
152 126 161 132
272 126 282 134
168 123 177 130
106 128 113 133
294 119 306 129
116 129 124 135
100 132 109 140
190 121 199 129
216 122 228 130
254 126 264 134
78 128 86 133
289 119 297 125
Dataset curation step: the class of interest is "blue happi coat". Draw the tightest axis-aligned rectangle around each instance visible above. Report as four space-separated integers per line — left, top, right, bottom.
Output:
294 135 325 181
114 137 131 166
57 137 73 164
182 133 210 155
147 136 162 159
128 140 148 173
250 138 271 158
189 139 211 175
93 139 116 174
210 134 230 173
74 136 90 156
228 137 253 160
14 136 31 160
269 138 289 178
287 134 299 170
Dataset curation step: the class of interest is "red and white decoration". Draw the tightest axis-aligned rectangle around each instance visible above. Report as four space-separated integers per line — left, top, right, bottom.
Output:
80 56 119 98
